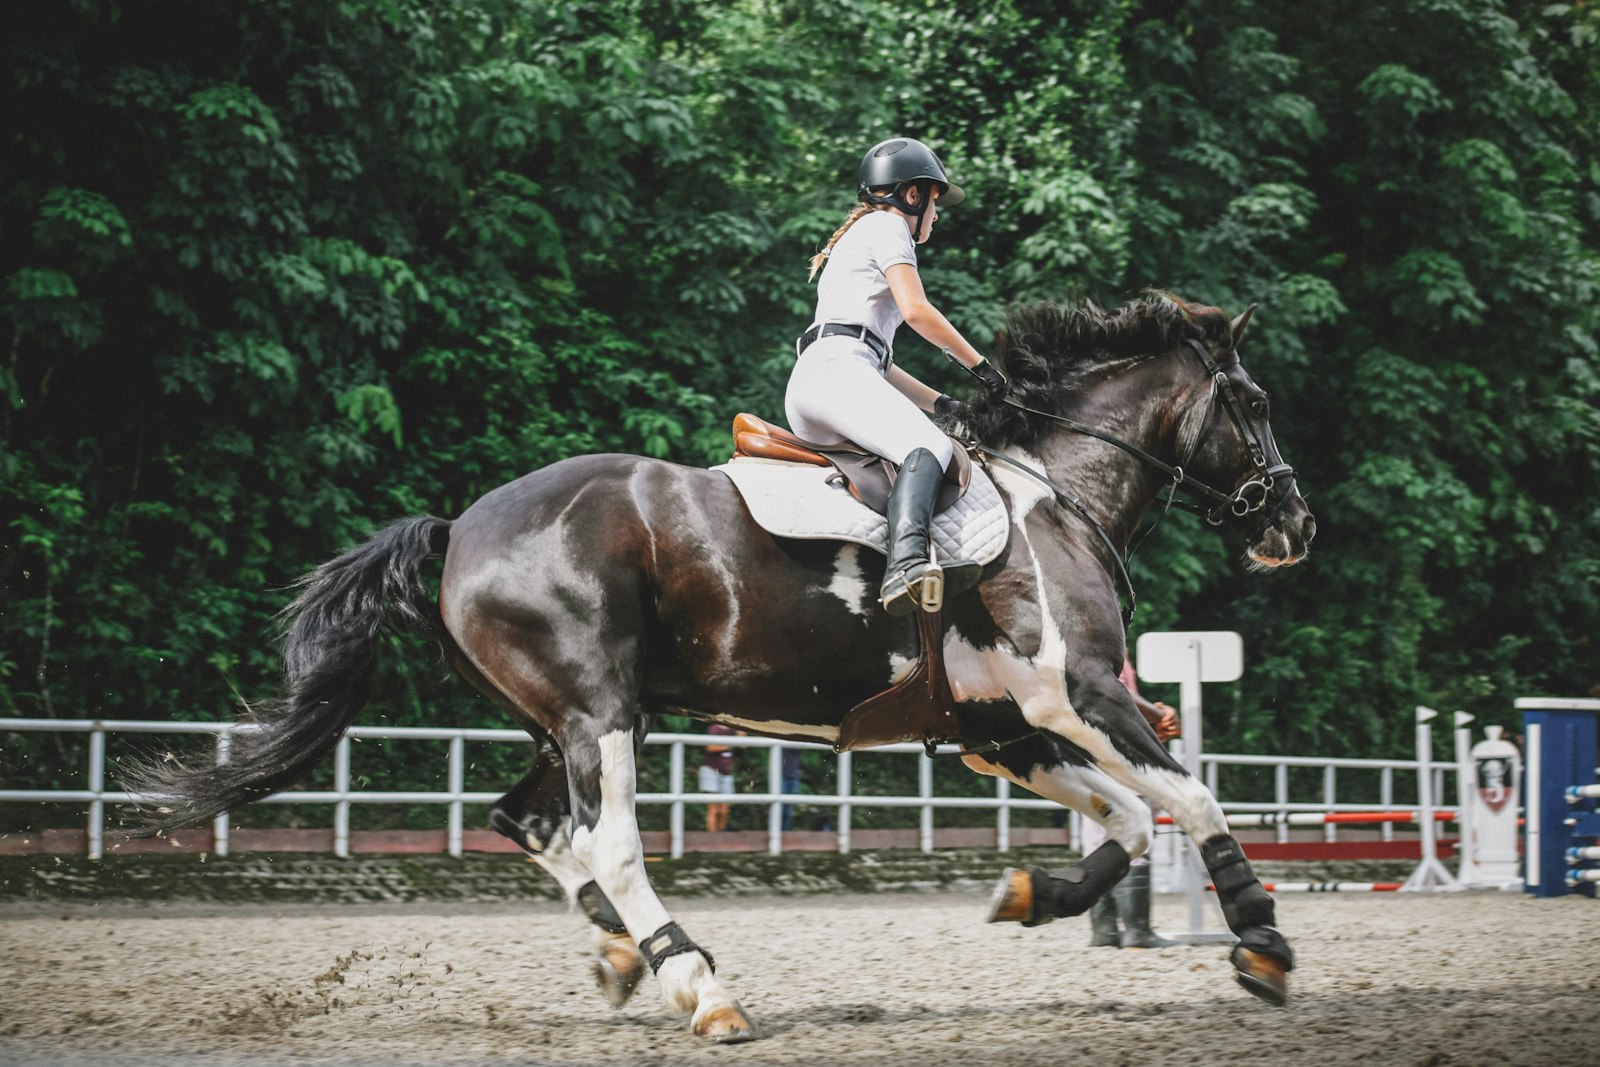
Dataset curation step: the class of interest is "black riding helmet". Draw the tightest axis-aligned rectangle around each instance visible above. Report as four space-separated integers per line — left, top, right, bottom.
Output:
857 137 964 241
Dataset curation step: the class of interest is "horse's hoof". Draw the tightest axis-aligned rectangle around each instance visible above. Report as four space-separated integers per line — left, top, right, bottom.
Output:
592 943 645 1009
692 1000 757 1043
1231 946 1290 1007
986 866 1037 924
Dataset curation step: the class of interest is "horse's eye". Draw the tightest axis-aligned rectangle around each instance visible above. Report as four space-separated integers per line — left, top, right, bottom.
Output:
1252 396 1269 417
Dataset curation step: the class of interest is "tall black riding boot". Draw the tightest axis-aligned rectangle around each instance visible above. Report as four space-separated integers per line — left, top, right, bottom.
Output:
1087 893 1122 948
1115 863 1179 949
879 448 982 615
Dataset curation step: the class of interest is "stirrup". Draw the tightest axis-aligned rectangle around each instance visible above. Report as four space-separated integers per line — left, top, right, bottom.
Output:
919 550 945 613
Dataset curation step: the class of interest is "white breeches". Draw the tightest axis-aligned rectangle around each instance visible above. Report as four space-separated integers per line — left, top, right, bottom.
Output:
784 338 954 467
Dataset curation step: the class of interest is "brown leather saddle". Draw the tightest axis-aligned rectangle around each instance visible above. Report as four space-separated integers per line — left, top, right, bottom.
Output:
727 413 974 754
730 413 971 515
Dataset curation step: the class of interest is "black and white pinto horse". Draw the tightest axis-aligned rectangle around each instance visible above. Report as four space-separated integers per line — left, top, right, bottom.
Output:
126 295 1315 1042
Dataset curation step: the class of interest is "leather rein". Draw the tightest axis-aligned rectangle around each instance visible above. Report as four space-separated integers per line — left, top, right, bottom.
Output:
971 338 1297 626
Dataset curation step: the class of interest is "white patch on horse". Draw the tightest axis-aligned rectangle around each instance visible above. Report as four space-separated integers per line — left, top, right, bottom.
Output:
826 545 871 617
987 446 1053 521
709 713 838 743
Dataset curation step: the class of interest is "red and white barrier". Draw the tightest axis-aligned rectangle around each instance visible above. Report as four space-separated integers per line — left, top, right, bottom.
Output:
1207 881 1404 893
1157 811 1459 829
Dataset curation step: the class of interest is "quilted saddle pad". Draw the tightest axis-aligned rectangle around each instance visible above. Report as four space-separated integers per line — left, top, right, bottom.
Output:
713 455 1010 566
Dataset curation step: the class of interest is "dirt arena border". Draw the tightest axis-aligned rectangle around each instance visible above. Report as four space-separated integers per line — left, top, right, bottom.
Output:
1 851 1595 1067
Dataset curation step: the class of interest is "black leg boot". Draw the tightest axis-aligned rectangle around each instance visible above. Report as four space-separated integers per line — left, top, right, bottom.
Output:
880 448 981 614
1115 864 1178 948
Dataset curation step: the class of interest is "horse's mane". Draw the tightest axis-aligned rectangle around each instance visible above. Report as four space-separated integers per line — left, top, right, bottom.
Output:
961 292 1234 447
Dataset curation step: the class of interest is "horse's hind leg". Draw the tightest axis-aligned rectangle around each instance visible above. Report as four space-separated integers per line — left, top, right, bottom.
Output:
488 746 645 1009
563 721 754 1042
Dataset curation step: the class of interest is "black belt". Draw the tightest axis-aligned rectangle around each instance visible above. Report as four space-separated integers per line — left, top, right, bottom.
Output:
799 322 890 365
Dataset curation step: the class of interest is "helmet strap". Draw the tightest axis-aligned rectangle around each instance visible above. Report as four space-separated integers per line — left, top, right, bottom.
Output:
858 179 936 242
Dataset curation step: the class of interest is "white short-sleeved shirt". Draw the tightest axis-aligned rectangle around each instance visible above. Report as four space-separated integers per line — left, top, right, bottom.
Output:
810 209 917 353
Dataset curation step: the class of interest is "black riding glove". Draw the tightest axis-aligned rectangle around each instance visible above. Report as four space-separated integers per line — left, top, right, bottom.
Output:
934 394 966 418
966 358 1009 398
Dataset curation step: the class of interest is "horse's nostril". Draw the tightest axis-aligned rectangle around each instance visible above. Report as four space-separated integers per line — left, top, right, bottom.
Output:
1303 516 1317 543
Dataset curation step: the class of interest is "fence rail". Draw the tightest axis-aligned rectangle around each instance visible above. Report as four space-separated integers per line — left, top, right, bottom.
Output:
0 718 1453 859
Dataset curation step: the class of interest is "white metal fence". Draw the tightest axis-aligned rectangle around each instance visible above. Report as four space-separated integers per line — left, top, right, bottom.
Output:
0 717 1453 860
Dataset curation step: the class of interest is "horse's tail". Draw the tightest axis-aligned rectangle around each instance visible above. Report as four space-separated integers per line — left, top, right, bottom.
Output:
120 516 452 836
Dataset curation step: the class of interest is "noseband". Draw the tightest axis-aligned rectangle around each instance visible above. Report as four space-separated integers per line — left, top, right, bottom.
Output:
971 337 1298 624
1180 339 1297 531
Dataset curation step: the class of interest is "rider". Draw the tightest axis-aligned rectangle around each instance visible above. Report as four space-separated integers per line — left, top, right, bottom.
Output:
786 136 1008 615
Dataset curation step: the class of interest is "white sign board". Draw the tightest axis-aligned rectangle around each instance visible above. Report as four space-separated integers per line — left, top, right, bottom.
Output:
1135 631 1243 684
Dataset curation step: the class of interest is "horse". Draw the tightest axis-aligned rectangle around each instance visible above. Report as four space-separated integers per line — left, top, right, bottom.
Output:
124 294 1315 1043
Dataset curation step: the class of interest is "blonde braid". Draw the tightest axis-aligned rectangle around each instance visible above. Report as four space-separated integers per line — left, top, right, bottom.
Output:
808 203 878 281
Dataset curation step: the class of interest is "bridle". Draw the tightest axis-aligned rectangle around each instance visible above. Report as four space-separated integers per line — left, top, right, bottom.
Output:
971 335 1298 624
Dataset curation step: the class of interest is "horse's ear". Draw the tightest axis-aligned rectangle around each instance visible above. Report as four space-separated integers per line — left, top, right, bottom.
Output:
1230 303 1258 347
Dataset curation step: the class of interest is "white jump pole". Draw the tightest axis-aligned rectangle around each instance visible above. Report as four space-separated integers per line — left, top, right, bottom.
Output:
1453 711 1477 886
1400 706 1462 892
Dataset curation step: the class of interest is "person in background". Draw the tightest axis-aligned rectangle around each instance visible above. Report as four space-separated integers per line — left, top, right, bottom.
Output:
1082 649 1182 949
780 747 804 831
700 723 739 832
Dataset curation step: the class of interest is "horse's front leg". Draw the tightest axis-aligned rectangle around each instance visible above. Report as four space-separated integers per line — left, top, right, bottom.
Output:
962 745 1149 926
997 658 1294 1005
563 724 755 1042
1060 667 1294 1005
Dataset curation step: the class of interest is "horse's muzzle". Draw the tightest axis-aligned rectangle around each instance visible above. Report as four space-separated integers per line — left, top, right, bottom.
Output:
1246 490 1314 567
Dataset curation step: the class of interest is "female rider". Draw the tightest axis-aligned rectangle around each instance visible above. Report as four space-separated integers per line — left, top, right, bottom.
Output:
786 137 1008 615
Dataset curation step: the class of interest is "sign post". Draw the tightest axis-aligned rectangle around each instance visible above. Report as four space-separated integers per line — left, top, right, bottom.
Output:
1135 630 1244 943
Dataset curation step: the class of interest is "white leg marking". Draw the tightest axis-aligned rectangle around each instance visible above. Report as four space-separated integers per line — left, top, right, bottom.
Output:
964 755 1152 859
528 821 595 904
569 730 739 1022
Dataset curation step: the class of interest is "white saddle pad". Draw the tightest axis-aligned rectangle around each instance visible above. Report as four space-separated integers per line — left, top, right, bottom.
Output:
714 456 1010 566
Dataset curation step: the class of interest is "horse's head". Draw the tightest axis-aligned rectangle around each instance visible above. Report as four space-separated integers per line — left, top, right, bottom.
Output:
1169 301 1315 569
964 294 1315 571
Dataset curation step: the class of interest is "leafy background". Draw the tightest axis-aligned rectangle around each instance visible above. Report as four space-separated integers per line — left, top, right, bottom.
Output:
3 0 1597 829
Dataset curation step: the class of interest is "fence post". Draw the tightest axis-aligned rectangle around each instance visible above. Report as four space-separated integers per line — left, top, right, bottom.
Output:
334 736 351 859
996 775 1010 851
919 752 934 852
213 731 231 857
669 741 685 860
448 734 465 858
837 750 852 854
767 744 782 856
1381 766 1394 842
87 727 105 861
1323 765 1338 843
1275 762 1289 844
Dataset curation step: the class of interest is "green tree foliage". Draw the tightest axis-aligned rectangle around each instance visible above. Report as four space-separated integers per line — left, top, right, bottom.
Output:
2 0 1596 812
